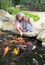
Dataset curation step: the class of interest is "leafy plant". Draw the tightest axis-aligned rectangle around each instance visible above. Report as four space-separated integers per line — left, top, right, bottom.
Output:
8 7 22 14
12 0 20 5
22 11 40 21
2 0 8 11
0 0 13 11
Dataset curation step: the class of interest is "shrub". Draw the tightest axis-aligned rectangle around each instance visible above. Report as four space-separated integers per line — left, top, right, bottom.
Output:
8 7 22 14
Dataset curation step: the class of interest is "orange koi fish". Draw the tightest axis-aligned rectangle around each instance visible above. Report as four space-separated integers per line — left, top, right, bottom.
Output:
2 46 10 57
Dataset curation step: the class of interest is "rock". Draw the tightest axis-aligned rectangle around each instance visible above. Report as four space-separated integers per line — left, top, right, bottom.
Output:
37 30 45 41
0 10 13 22
0 10 7 17
16 5 20 9
2 22 16 31
0 17 16 31
30 18 42 37
0 10 12 17
32 45 36 50
0 16 15 31
33 21 41 32
37 22 45 42
0 20 3 29
33 58 39 65
0 10 15 31
40 22 45 30
42 42 45 47
1 17 10 22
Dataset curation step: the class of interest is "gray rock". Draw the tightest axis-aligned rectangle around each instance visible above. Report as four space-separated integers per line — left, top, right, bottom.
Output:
37 22 45 42
33 58 39 65
1 17 10 22
42 42 45 47
0 20 3 29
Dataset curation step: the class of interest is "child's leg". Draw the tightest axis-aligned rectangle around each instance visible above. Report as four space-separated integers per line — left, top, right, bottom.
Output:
26 23 33 32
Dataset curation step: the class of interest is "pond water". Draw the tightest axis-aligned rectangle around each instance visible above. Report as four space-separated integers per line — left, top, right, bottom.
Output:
0 30 45 65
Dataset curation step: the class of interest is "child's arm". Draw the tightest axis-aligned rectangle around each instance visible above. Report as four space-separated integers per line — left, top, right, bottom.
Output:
28 20 32 26
14 18 23 36
16 23 23 36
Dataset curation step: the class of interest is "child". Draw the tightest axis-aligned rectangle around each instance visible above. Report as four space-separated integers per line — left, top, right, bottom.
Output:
14 13 25 36
24 16 33 32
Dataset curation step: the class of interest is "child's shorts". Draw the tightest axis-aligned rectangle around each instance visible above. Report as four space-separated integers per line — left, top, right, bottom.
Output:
24 22 33 32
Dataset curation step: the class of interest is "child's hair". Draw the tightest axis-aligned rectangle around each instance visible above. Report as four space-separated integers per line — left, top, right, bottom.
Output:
21 16 25 21
16 13 20 20
25 16 30 23
16 13 25 21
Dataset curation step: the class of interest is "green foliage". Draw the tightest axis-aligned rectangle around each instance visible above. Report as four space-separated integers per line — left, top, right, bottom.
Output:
19 0 45 11
0 0 13 11
22 11 40 22
12 0 20 5
8 8 40 22
19 0 27 4
0 0 2 9
2 0 8 11
8 7 22 14
9 0 13 7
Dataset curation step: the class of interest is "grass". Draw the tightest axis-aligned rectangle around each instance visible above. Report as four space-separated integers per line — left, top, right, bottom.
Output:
8 7 40 22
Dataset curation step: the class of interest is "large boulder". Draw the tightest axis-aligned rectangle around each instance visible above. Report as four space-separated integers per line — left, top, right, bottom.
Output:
0 10 14 22
37 30 45 41
0 10 16 31
0 10 12 17
0 10 7 17
41 22 45 30
30 18 41 37
37 22 45 42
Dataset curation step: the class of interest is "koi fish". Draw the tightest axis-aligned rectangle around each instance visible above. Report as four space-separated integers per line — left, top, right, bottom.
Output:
15 37 23 41
2 46 10 57
12 48 19 55
10 40 15 43
15 37 25 44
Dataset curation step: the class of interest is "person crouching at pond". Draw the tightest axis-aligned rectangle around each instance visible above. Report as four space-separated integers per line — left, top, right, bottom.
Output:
24 16 33 32
14 13 25 36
